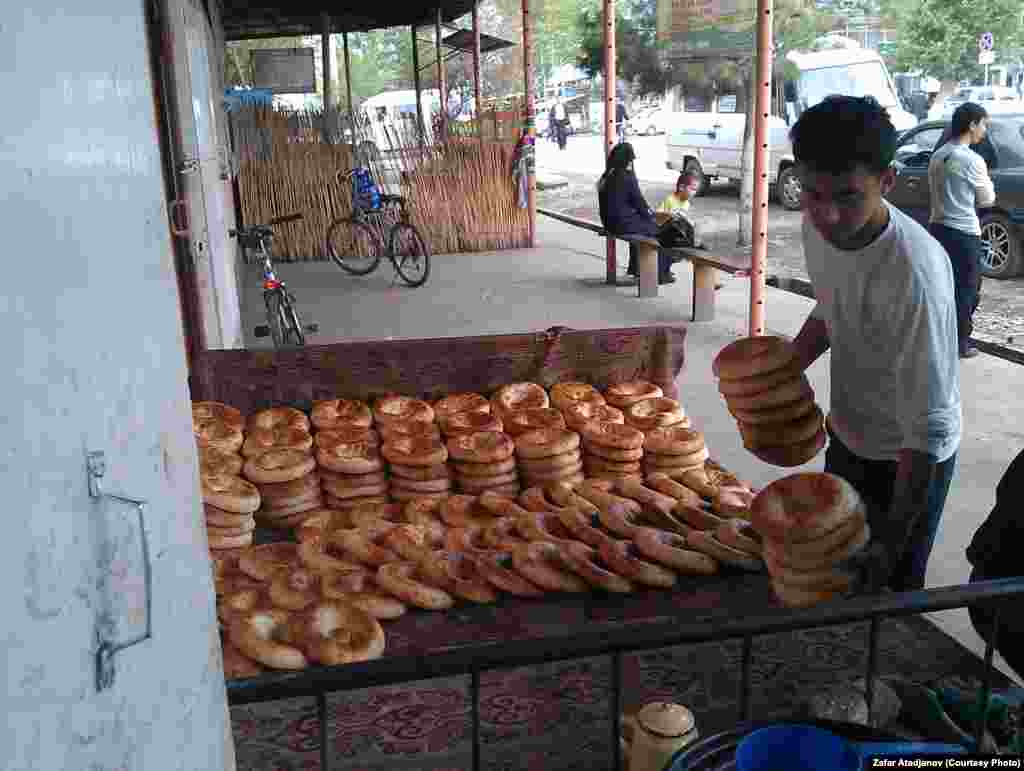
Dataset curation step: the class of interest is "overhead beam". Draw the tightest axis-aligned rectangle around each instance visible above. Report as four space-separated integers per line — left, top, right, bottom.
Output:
343 31 355 149
321 13 333 140
436 6 447 140
412 26 425 148
471 0 482 133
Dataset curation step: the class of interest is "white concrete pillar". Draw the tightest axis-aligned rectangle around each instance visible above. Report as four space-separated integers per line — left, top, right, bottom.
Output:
0 3 231 768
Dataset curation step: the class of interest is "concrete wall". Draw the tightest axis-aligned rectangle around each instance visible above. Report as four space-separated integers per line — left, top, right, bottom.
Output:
1 4 231 769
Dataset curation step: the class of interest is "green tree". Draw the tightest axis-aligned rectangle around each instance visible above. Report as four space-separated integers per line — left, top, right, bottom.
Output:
881 0 1024 83
735 0 837 246
535 0 584 92
576 0 669 96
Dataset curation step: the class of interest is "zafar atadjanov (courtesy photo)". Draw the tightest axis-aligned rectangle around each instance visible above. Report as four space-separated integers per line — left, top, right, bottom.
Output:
868 756 1023 768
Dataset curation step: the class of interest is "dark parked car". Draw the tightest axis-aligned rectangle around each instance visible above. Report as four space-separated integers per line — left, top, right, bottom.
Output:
886 116 1024 278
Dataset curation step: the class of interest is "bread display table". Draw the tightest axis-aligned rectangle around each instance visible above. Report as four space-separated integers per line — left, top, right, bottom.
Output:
222 558 1023 771
191 326 1024 770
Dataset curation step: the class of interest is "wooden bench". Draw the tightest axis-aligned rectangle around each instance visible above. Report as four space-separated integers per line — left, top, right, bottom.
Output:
538 207 751 321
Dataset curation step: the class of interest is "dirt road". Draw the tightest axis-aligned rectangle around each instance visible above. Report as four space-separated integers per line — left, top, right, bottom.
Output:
538 166 1024 353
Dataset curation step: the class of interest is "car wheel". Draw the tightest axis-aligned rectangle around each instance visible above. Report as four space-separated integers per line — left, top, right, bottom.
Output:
684 160 709 197
980 213 1023 279
777 166 802 211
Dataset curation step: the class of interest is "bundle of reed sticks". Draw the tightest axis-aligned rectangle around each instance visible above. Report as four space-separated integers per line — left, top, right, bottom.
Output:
231 104 529 261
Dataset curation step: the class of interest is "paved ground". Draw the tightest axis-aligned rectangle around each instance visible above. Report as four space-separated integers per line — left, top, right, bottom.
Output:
241 207 1024 683
538 133 1024 353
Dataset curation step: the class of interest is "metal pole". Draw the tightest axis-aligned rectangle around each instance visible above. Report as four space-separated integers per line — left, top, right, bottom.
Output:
411 26 425 149
522 0 537 247
321 13 333 142
342 31 355 151
436 6 447 141
740 635 753 721
611 651 622 771
974 606 1000 749
866 617 880 726
472 0 483 145
471 669 481 771
749 0 772 336
318 691 329 770
603 0 617 283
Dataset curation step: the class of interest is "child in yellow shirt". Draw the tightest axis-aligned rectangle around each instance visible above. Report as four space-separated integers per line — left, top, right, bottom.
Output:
657 172 720 287
657 172 699 217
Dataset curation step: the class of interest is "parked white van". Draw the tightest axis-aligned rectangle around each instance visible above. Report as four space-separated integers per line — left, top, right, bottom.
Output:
665 111 798 208
360 89 441 153
666 39 916 210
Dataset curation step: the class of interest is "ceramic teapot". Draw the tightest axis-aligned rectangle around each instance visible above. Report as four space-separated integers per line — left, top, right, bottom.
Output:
622 702 698 771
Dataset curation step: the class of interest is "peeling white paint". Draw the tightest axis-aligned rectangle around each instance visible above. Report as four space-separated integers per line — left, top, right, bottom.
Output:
1 2 231 769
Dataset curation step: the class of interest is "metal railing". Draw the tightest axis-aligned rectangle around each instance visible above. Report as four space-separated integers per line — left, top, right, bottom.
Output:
226 576 1024 771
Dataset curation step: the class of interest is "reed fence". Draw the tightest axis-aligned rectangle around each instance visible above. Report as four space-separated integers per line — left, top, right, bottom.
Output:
230 104 529 261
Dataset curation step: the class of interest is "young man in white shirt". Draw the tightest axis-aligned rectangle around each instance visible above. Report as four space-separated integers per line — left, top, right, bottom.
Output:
789 96 962 592
927 102 996 359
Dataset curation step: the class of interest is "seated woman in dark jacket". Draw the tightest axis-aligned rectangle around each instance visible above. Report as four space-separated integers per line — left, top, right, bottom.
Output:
966 447 1024 679
597 143 675 284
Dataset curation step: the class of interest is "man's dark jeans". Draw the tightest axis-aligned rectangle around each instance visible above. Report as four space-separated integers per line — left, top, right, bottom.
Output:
825 430 957 592
929 222 983 352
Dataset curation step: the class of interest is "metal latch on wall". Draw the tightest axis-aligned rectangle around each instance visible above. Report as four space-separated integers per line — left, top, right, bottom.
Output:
87 451 153 692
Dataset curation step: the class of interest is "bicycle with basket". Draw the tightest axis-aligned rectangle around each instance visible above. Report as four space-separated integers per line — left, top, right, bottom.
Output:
230 212 312 348
325 166 431 288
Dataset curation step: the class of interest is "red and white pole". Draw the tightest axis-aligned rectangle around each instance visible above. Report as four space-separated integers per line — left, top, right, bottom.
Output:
749 0 773 336
522 0 537 247
603 0 617 283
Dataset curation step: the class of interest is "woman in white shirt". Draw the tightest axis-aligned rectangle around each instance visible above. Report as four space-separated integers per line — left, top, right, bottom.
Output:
927 102 996 359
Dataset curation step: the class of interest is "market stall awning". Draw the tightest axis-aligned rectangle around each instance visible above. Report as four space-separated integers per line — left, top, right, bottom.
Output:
441 29 515 55
222 0 478 40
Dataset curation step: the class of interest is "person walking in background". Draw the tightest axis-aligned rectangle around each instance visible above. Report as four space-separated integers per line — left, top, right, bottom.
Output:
788 96 961 593
553 99 568 150
927 102 996 359
615 101 629 145
597 142 675 284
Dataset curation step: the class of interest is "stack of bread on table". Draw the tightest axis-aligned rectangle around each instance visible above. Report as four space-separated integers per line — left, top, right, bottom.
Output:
433 384 533 497
713 335 826 468
312 398 388 511
750 472 870 608
193 402 259 550
376 396 452 503
243 407 321 529
198 374 876 680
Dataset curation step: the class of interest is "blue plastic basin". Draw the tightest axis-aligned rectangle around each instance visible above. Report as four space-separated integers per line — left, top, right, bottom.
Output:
736 725 858 771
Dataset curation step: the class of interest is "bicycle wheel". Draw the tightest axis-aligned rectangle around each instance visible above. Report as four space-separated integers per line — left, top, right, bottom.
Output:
264 290 285 347
326 218 384 276
279 292 306 347
388 223 431 288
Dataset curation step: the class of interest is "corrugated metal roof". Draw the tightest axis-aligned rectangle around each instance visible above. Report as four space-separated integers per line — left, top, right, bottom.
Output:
222 0 478 40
